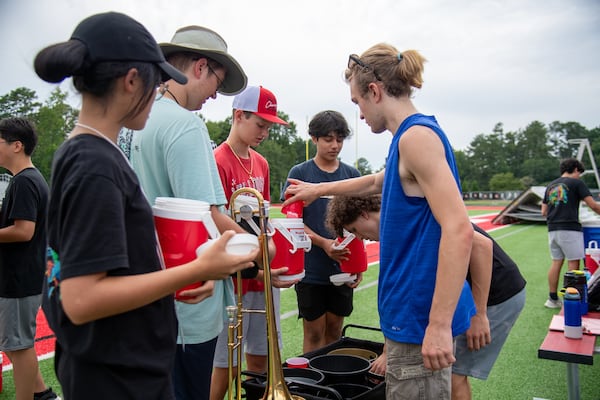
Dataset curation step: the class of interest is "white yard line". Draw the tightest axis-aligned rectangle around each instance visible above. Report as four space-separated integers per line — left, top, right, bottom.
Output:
493 224 535 240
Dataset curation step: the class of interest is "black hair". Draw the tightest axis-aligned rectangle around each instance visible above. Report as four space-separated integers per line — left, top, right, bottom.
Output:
308 110 351 139
0 117 38 156
34 40 161 122
560 158 585 175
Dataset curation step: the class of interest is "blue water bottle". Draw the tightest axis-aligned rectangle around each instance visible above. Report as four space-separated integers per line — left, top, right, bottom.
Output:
563 270 588 315
563 287 583 339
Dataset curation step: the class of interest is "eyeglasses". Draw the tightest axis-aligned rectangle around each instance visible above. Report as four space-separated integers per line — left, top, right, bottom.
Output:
207 64 224 91
348 54 382 81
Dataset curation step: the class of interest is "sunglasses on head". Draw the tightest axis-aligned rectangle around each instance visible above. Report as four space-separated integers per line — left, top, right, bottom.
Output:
348 54 381 81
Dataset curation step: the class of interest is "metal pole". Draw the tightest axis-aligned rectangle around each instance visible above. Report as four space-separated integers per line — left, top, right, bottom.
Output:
565 363 580 400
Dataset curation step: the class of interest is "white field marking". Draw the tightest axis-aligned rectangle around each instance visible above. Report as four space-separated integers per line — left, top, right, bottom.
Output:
2 351 55 372
493 225 535 241
469 212 499 221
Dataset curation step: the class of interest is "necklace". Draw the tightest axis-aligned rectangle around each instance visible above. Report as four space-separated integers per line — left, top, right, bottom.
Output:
75 122 106 138
74 122 132 167
225 141 253 177
164 88 181 106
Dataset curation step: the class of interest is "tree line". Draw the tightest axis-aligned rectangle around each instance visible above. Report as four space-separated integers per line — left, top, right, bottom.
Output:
1 86 598 196
457 121 600 191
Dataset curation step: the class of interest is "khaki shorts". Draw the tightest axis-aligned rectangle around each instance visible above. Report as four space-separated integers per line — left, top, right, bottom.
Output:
385 338 452 400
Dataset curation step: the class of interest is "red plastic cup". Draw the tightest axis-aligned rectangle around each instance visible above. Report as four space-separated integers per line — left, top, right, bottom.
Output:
337 236 368 274
281 200 303 218
286 357 309 368
281 192 303 218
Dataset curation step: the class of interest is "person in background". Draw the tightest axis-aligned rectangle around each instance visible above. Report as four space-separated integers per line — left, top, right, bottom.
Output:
326 195 526 400
283 44 476 399
282 110 361 354
34 13 255 399
211 85 295 400
122 25 263 400
0 118 58 400
541 158 600 308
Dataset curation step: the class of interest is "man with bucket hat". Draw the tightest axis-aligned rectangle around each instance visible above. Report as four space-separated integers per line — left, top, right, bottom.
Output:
158 26 246 96
121 25 254 400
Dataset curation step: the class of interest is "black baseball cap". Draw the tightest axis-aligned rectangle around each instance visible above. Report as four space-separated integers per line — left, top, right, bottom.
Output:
71 12 187 84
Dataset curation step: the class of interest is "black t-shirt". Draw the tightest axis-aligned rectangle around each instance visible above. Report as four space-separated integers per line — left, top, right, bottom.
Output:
543 177 592 231
43 135 177 399
0 167 48 298
469 225 526 306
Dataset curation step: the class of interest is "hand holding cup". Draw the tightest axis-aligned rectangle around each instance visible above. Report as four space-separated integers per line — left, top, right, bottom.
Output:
193 231 259 281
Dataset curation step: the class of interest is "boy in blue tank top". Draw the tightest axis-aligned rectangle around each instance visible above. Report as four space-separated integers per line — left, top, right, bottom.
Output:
326 195 526 400
283 44 475 399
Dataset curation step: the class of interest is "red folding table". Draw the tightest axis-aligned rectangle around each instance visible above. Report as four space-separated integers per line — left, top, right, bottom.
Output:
537 310 600 400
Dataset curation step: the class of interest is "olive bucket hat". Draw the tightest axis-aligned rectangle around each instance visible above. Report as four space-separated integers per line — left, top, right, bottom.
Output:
160 25 247 95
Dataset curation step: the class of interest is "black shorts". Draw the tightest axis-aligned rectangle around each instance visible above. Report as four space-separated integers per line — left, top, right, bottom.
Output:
295 281 353 321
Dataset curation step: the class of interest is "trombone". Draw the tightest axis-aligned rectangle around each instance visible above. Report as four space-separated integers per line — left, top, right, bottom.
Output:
227 187 304 400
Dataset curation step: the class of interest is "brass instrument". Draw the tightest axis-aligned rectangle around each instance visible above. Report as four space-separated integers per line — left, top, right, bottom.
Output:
227 188 303 400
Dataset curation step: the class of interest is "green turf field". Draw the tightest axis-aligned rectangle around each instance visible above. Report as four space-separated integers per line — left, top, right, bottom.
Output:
2 214 599 399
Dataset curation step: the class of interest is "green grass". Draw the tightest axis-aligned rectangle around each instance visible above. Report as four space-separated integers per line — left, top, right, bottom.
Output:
469 209 500 217
468 224 599 399
3 215 600 399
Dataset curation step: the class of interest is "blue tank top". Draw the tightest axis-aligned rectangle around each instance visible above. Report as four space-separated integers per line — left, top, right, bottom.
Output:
379 114 475 344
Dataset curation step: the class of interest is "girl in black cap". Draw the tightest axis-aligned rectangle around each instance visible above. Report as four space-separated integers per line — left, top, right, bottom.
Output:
34 12 256 399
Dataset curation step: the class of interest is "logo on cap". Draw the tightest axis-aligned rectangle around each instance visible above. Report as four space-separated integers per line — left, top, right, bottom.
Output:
232 86 288 125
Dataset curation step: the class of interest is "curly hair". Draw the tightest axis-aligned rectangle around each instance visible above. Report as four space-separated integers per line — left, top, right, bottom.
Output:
325 195 382 237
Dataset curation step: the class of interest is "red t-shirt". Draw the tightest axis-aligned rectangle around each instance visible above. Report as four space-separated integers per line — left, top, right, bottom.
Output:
214 143 270 293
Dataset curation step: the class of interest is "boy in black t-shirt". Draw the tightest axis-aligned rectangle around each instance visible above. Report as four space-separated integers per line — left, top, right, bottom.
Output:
542 158 600 308
0 117 59 399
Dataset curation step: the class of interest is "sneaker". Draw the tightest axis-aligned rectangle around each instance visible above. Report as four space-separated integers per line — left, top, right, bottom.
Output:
34 387 61 400
544 298 562 309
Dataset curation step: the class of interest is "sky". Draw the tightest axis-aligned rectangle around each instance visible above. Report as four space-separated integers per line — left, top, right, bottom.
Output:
1 0 599 169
